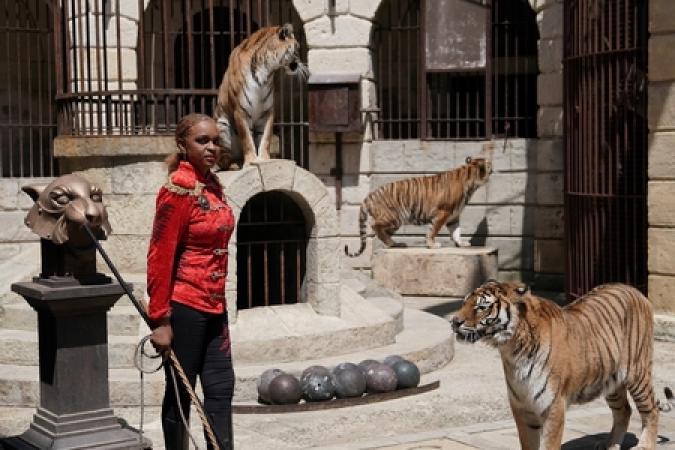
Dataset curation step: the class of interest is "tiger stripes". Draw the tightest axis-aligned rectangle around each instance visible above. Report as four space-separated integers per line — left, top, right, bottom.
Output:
452 281 659 450
344 156 492 257
213 23 308 169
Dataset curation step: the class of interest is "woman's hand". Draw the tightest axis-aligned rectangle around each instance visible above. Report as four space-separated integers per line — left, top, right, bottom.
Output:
150 322 173 356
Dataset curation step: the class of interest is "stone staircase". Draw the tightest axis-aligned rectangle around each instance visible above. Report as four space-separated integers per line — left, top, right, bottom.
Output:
0 270 454 410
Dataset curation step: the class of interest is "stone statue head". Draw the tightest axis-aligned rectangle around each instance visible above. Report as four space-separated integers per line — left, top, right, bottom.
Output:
23 174 111 245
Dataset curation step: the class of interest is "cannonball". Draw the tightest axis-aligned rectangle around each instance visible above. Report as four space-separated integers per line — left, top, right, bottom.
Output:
268 373 302 405
365 363 398 393
383 354 405 367
300 365 336 401
256 368 284 404
357 359 380 376
332 363 366 398
392 359 420 389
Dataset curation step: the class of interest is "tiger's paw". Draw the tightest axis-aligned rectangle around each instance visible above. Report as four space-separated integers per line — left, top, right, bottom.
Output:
426 242 441 249
455 240 471 248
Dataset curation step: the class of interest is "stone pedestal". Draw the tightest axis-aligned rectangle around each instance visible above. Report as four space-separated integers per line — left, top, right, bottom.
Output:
372 247 498 297
1 280 148 449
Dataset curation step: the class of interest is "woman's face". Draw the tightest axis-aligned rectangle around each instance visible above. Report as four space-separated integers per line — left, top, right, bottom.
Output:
181 119 221 175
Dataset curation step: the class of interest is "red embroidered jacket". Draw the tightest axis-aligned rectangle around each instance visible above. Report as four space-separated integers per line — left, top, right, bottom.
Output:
147 161 235 325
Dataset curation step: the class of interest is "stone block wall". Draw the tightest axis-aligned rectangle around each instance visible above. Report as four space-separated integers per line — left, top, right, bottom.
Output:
648 0 675 314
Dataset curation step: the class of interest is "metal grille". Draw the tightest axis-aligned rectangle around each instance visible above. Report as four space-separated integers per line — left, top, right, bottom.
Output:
373 0 538 140
236 191 307 310
56 0 308 167
1 0 58 177
563 0 648 300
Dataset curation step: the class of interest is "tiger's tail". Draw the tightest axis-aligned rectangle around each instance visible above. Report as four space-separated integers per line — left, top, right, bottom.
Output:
345 203 368 257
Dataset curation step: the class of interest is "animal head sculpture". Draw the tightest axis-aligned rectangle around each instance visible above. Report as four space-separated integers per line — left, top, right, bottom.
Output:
23 174 111 245
22 174 112 283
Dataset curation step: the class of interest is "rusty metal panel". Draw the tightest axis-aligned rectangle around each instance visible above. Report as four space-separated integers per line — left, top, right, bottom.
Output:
308 74 361 133
425 0 488 71
563 0 648 301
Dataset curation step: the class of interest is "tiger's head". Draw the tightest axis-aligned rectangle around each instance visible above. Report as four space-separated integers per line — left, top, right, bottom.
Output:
464 156 493 186
254 23 309 80
23 173 111 245
451 280 529 346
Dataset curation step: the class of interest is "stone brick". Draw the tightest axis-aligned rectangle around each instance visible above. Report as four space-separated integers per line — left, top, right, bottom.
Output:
537 3 563 39
350 1 381 20
322 174 369 207
648 274 675 314
649 132 675 179
292 0 328 22
218 166 263 209
537 72 563 106
537 138 564 171
648 81 675 132
370 140 481 173
536 172 564 205
291 167 329 208
372 247 498 297
488 237 533 271
649 181 675 226
109 1 140 20
105 194 155 236
0 179 20 210
67 166 114 194
308 48 373 78
302 281 341 316
0 211 38 242
305 237 341 283
311 194 340 238
486 173 536 205
54 136 176 157
305 15 371 48
537 106 563 137
308 142 365 175
111 161 167 195
534 206 564 239
99 234 149 274
649 228 675 275
534 239 564 273
339 204 369 237
649 35 675 82
650 0 675 33
255 159 297 192
538 38 563 74
105 16 138 48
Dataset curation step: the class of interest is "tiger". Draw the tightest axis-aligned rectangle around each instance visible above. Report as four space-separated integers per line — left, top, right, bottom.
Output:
344 156 492 257
452 280 659 450
213 23 309 169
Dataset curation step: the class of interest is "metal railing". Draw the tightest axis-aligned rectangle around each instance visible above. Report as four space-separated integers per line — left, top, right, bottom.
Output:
372 0 538 140
563 0 648 300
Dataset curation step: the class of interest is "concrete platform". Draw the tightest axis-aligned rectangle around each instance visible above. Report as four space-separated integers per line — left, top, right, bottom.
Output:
372 247 498 297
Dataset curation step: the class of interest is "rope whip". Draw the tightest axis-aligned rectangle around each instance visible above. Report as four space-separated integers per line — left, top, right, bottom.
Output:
82 223 222 450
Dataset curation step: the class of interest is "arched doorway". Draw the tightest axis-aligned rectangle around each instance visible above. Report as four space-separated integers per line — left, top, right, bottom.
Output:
0 0 57 177
236 191 308 310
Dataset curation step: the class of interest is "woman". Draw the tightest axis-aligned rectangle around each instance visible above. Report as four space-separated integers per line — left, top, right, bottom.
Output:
147 113 236 450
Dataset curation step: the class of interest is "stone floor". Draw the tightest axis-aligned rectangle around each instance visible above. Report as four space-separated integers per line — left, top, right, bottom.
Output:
3 338 669 450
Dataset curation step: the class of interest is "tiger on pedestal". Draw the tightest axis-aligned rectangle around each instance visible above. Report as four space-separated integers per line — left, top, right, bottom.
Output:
213 23 309 169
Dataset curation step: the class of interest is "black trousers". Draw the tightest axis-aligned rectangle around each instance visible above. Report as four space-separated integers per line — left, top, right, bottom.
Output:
162 301 235 450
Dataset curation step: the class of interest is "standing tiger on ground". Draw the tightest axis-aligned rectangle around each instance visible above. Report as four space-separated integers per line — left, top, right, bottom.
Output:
344 156 492 257
213 23 309 169
452 281 659 450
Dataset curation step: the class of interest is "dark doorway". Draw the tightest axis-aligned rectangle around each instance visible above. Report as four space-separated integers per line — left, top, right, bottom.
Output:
236 191 308 310
563 0 649 300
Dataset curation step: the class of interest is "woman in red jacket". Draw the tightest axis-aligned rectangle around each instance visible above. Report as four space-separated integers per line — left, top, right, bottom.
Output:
148 113 236 450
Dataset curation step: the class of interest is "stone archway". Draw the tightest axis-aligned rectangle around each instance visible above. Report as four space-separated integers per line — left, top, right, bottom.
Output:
217 160 340 323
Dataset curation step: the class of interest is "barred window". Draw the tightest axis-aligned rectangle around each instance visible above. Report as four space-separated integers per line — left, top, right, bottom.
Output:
373 0 539 140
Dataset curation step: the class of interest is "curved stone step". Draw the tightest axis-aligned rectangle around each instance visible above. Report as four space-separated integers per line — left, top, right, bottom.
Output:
0 363 166 407
0 308 453 407
0 303 142 337
0 329 139 369
232 307 453 402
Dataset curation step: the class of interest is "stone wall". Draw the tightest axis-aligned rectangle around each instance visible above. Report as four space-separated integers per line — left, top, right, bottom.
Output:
648 0 675 313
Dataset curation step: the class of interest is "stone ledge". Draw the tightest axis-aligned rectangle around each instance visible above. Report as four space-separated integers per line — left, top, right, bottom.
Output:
54 136 176 158
372 247 498 297
655 314 675 342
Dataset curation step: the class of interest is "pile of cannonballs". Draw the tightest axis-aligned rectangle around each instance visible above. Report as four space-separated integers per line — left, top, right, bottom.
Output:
256 355 421 405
